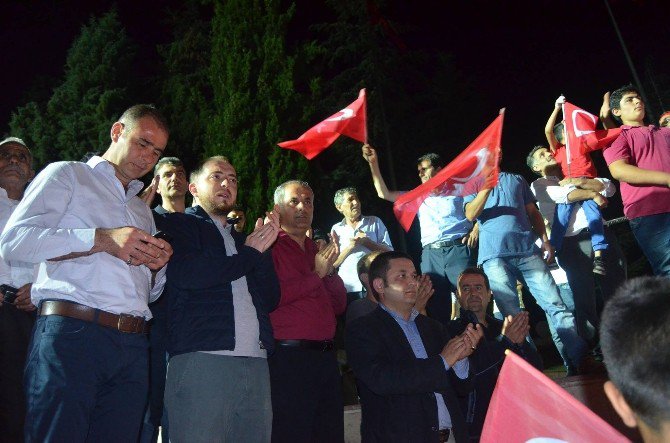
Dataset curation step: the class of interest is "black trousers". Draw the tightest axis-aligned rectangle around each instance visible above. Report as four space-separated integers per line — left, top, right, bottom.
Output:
0 305 35 443
269 345 343 443
556 227 626 342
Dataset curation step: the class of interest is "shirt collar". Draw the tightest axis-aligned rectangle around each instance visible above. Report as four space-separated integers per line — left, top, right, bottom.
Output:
86 156 145 197
380 302 419 323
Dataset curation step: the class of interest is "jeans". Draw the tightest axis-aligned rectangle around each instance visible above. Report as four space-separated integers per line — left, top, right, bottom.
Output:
165 352 272 443
483 254 588 368
629 212 670 277
551 200 607 252
545 282 575 368
420 243 475 324
24 315 148 442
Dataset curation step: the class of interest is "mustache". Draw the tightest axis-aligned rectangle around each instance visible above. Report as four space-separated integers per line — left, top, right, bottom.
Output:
2 164 25 174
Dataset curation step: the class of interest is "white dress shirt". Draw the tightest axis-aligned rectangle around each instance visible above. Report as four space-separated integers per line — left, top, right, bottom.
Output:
0 156 166 319
0 188 36 288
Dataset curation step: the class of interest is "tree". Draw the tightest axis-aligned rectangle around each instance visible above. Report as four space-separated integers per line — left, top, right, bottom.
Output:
207 0 308 219
9 9 136 166
157 1 214 171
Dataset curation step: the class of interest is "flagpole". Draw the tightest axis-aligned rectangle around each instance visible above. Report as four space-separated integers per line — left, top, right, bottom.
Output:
562 101 572 178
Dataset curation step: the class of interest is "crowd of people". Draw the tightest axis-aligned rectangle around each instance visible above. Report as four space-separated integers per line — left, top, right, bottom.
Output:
0 83 669 443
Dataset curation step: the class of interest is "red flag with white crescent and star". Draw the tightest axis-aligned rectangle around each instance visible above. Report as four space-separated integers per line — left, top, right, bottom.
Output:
481 352 629 443
393 111 503 232
563 101 622 159
278 89 367 160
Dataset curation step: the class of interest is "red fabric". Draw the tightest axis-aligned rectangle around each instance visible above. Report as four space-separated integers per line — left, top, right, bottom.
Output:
603 126 670 219
270 231 347 340
278 89 367 160
393 113 503 231
481 352 628 443
553 144 597 178
581 128 622 153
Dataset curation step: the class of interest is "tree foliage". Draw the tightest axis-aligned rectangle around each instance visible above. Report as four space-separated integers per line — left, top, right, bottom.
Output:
9 10 135 166
207 0 308 219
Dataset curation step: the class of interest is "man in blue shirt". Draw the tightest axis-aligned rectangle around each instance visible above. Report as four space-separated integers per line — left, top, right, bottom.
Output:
347 251 482 442
362 145 476 324
464 171 591 375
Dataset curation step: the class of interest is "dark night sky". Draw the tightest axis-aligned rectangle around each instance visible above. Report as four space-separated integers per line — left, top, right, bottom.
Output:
0 0 668 214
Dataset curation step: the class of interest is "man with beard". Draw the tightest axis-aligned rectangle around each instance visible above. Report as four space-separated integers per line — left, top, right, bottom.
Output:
159 156 281 442
0 137 35 443
269 180 347 443
330 186 392 305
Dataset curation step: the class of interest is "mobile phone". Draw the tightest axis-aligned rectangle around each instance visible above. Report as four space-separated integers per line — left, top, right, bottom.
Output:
153 231 173 243
461 309 479 328
1 284 19 304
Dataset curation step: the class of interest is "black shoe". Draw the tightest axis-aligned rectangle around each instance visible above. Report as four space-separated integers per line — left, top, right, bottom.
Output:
593 256 607 275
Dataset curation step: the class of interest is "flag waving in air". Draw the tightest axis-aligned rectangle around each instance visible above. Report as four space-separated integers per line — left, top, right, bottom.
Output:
278 89 367 160
562 101 621 161
481 352 628 443
393 111 504 231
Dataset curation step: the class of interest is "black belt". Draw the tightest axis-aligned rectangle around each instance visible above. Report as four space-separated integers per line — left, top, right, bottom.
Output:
425 237 465 249
438 428 451 442
276 339 334 352
39 300 147 334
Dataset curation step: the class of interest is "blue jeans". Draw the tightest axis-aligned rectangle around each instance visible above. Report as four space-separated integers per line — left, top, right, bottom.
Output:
551 200 607 252
24 315 148 442
483 254 588 368
629 212 670 276
420 243 475 324
545 282 575 368
165 353 272 442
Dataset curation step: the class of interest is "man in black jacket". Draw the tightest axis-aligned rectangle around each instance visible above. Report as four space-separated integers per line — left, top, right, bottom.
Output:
159 156 281 442
347 251 483 443
449 267 542 442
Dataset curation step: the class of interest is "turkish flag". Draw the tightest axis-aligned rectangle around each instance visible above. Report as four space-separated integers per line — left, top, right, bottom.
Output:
393 112 503 231
481 352 629 443
562 101 622 158
278 89 367 160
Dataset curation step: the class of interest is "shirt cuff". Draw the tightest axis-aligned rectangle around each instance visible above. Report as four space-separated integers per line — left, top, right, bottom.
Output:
440 356 470 379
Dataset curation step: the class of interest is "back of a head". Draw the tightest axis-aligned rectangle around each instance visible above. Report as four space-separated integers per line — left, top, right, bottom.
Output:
600 276 670 432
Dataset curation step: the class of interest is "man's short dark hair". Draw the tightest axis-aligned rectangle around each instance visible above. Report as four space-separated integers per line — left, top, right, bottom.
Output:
600 276 670 431
609 84 640 123
154 157 184 176
552 121 565 144
189 155 231 183
368 251 413 301
457 267 491 291
416 153 444 169
118 104 170 136
526 145 547 177
334 187 357 207
356 250 384 287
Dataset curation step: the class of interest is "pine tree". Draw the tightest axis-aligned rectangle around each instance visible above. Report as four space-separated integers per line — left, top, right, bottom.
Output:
207 0 308 219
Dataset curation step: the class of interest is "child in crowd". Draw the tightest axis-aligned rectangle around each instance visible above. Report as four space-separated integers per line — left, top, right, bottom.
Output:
544 95 607 275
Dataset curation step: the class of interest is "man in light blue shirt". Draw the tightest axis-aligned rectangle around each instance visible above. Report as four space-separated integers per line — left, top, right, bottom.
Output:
347 251 482 442
362 145 477 324
0 105 173 441
331 186 392 304
464 171 592 376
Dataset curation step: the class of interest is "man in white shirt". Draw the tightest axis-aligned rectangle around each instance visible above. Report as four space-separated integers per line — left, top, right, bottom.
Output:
0 137 35 443
527 145 626 347
0 105 173 441
330 186 392 304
